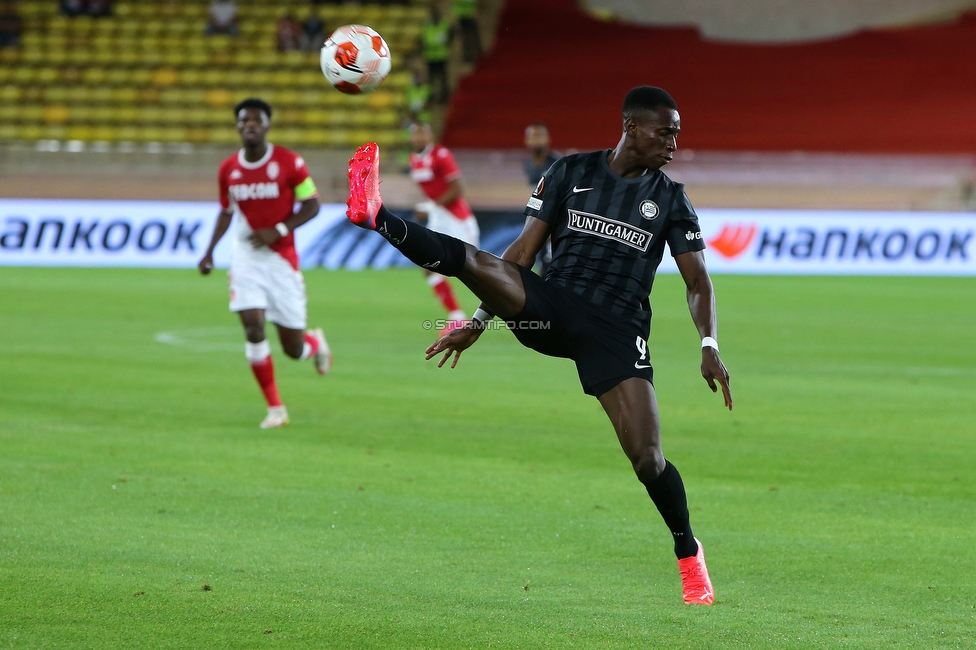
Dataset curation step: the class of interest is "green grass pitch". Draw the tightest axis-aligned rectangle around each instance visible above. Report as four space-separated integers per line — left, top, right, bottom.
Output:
1 267 975 649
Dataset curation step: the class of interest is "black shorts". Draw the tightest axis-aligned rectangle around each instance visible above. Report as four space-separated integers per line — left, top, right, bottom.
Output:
508 267 653 397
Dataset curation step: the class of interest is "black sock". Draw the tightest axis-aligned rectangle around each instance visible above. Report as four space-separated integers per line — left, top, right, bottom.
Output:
640 461 698 559
374 204 468 277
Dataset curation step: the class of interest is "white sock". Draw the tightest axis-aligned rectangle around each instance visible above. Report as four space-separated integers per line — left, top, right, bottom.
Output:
245 339 271 363
448 309 466 321
426 273 446 287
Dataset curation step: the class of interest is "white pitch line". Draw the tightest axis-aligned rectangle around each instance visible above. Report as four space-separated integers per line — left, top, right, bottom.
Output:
154 327 242 352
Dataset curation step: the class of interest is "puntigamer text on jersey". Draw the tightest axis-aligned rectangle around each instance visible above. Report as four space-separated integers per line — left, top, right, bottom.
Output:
567 210 653 252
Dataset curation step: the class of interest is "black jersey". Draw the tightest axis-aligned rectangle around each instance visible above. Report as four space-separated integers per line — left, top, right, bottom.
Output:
524 149 705 316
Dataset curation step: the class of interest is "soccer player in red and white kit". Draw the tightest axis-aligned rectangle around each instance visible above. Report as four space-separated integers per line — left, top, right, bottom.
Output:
408 122 480 334
198 98 331 429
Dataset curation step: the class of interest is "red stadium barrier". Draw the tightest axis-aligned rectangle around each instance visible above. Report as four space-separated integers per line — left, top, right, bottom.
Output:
443 0 976 153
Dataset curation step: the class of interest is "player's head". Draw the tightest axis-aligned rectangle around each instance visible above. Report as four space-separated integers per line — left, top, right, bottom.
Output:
621 86 680 170
408 121 434 152
524 122 550 153
234 98 272 147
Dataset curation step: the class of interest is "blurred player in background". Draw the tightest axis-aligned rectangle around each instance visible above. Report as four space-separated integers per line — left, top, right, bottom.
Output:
408 121 480 335
523 122 560 188
198 98 331 429
524 122 560 274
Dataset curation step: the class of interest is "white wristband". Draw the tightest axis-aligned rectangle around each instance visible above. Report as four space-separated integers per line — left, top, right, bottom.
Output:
275 222 290 236
472 308 493 324
701 337 719 352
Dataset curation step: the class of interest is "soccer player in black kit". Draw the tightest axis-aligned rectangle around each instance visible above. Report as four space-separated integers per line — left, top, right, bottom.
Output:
346 86 732 605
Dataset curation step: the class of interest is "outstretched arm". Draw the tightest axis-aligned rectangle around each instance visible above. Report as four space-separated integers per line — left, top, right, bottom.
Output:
674 250 733 410
425 216 551 368
198 209 233 275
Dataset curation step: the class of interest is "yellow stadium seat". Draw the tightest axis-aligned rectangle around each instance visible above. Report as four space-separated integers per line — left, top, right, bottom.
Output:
138 87 161 104
91 126 118 142
209 127 239 145
0 104 19 122
110 88 139 104
139 50 164 67
63 87 92 104
322 130 351 147
153 69 179 87
162 51 189 67
83 68 108 86
12 68 36 84
133 4 158 18
180 69 204 86
47 16 69 34
275 90 301 106
89 87 113 104
201 69 225 87
66 125 93 141
18 125 46 140
185 127 210 144
183 108 210 126
208 107 230 125
114 2 133 17
206 89 234 108
116 50 140 66
158 127 188 143
302 129 330 147
113 107 140 124
137 107 166 125
0 47 23 65
295 71 321 87
21 49 45 65
182 5 205 19
0 124 18 140
43 105 70 124
140 126 164 142
270 71 297 88
301 110 329 127
117 19 140 34
298 89 327 107
18 2 44 18
115 126 141 141
102 69 128 86
0 86 22 103
274 109 301 127
90 106 115 124
248 71 274 88
159 109 185 126
187 50 209 67
68 105 94 122
373 130 404 148
130 69 154 86
43 86 67 103
222 70 249 88
71 15 94 34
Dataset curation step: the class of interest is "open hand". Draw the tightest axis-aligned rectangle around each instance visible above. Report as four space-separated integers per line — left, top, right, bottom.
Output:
425 323 484 368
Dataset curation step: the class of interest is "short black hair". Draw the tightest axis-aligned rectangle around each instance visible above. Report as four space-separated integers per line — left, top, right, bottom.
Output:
622 86 676 119
234 98 272 120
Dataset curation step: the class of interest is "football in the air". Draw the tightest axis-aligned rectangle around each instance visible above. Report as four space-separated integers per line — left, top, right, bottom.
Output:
320 25 392 95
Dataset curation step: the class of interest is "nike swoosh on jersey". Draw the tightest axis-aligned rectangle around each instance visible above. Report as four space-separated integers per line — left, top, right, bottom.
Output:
572 186 594 193
635 362 652 369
